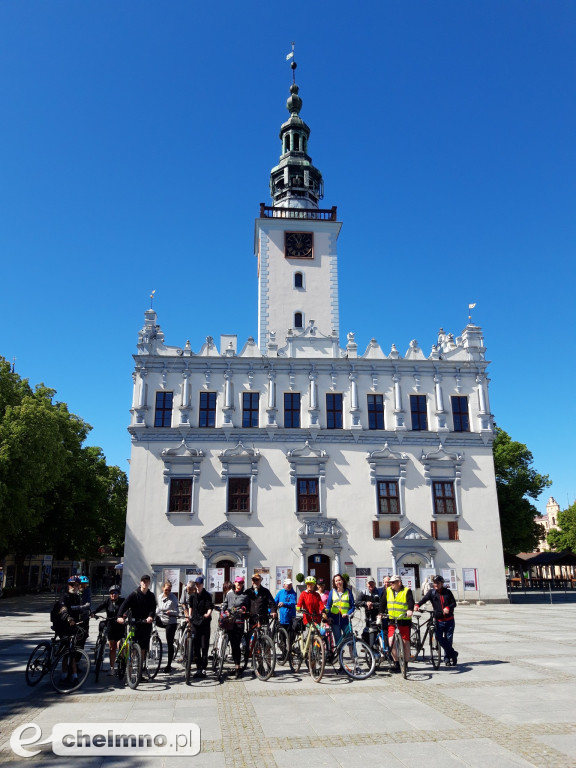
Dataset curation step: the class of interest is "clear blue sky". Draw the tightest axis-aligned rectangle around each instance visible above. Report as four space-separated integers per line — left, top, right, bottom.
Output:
2 2 574 514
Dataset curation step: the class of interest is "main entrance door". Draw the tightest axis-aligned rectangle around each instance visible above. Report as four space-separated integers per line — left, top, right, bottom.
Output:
214 559 235 603
307 554 331 587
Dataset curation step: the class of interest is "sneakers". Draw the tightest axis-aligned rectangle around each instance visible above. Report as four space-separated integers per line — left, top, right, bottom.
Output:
162 666 172 674
451 652 459 667
235 668 243 679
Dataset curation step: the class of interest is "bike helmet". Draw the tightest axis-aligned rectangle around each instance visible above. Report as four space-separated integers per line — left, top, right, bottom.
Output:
432 575 445 583
79 575 90 584
109 584 121 593
304 576 317 584
67 576 81 584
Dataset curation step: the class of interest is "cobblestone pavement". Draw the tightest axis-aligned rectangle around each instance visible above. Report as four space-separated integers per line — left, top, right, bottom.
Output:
1 594 575 767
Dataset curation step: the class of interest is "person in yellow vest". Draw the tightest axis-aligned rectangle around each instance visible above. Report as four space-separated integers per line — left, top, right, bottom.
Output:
378 574 414 672
325 573 355 644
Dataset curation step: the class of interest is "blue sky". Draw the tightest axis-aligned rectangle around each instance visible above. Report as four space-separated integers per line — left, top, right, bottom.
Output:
1 1 574 514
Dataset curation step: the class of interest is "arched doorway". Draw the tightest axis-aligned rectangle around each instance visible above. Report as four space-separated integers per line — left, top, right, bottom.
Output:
307 553 331 587
214 559 234 603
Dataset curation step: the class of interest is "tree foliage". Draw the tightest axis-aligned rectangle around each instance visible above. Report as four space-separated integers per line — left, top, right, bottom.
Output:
547 502 576 553
0 357 127 559
493 425 551 554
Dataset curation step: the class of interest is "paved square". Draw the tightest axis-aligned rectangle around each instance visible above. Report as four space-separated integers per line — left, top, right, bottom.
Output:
1 596 575 767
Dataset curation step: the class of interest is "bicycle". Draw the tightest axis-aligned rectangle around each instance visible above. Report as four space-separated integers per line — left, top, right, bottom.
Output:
410 610 441 669
146 625 163 679
172 609 189 664
92 615 112 683
321 611 376 680
385 614 409 678
242 615 276 681
211 605 240 680
115 617 146 689
267 615 290 666
362 619 392 671
288 609 325 682
26 623 91 693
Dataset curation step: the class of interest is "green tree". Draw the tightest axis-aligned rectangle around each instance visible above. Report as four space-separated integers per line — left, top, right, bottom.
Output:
0 356 127 565
493 425 551 554
547 502 576 552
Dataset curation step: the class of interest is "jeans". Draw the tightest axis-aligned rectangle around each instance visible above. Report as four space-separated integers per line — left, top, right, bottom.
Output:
435 619 456 661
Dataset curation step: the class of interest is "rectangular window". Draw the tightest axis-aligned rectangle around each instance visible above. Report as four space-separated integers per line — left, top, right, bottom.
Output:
410 395 428 430
377 481 400 514
169 478 192 513
284 392 301 428
451 395 470 432
242 392 260 428
199 392 217 427
154 391 173 427
367 394 384 430
433 481 456 515
326 393 343 429
297 478 319 512
228 477 250 512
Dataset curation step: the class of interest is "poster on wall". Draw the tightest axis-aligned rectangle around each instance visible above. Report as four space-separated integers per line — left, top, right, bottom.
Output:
442 568 458 593
163 569 181 594
186 567 203 579
230 566 247 585
354 567 371 593
463 568 479 591
377 567 394 588
253 567 270 590
420 568 436 594
399 567 416 590
207 568 225 593
275 566 293 590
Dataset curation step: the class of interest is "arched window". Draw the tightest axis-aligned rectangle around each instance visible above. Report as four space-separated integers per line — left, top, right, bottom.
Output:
294 312 303 328
294 272 303 288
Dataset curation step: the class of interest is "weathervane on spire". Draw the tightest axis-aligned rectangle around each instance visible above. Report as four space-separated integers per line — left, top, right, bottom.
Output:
150 289 156 309
468 302 476 322
286 41 296 84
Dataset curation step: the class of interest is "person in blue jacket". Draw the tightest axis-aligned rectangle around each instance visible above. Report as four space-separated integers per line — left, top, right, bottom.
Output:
274 578 297 629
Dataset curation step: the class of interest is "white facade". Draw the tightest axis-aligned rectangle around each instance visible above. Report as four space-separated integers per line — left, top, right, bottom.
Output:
123 76 508 602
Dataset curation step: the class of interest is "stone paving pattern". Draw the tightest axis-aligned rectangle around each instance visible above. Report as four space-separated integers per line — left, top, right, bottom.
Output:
0 595 575 767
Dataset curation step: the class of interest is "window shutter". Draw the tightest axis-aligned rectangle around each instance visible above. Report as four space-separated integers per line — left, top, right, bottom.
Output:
372 520 380 539
431 520 438 539
390 520 400 537
448 521 459 541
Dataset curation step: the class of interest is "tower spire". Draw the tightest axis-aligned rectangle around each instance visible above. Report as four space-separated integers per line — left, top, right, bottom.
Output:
269 48 324 210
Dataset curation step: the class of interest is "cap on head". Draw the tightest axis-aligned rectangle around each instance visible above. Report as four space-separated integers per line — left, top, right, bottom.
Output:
234 576 245 583
195 576 204 584
390 574 402 583
367 577 376 584
140 574 151 582
109 584 121 593
283 578 293 585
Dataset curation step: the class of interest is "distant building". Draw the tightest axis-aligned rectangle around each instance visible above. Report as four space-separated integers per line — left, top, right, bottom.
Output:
122 69 508 602
537 497 561 550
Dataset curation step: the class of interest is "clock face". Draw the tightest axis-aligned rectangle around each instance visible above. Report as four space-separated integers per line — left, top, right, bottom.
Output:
285 231 313 259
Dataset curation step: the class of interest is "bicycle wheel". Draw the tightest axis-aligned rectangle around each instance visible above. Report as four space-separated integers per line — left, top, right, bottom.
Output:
308 636 326 683
339 637 376 680
429 627 441 670
147 632 162 679
288 636 303 673
397 631 407 679
276 627 290 665
51 649 91 694
185 632 193 684
127 642 142 689
410 624 420 661
25 642 51 686
372 633 387 669
94 635 106 683
217 634 228 680
173 626 184 664
253 634 275 681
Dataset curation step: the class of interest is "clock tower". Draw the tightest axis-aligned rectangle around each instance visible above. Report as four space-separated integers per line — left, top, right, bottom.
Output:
255 65 342 353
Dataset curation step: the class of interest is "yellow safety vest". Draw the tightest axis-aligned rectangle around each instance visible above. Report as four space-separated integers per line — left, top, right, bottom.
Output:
387 587 409 619
330 590 350 615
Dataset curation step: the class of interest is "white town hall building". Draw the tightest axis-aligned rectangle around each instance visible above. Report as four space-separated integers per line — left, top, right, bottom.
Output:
122 69 508 602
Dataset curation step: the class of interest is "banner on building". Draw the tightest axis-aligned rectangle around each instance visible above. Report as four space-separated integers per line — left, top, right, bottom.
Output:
253 567 270 590
442 568 458 593
275 566 293 590
354 567 371 593
399 567 416 590
463 568 479 591
230 567 247 584
207 568 225 592
376 567 394 588
162 569 181 593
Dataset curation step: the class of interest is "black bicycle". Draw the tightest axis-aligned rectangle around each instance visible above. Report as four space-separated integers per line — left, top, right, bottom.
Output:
410 609 441 669
267 616 290 666
242 615 276 681
92 615 112 683
26 622 91 694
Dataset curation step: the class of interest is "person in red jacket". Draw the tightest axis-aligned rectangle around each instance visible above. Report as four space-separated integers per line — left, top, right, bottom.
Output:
297 576 324 625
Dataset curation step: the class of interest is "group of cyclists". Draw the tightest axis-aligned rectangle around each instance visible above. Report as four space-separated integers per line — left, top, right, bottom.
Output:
50 569 458 684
